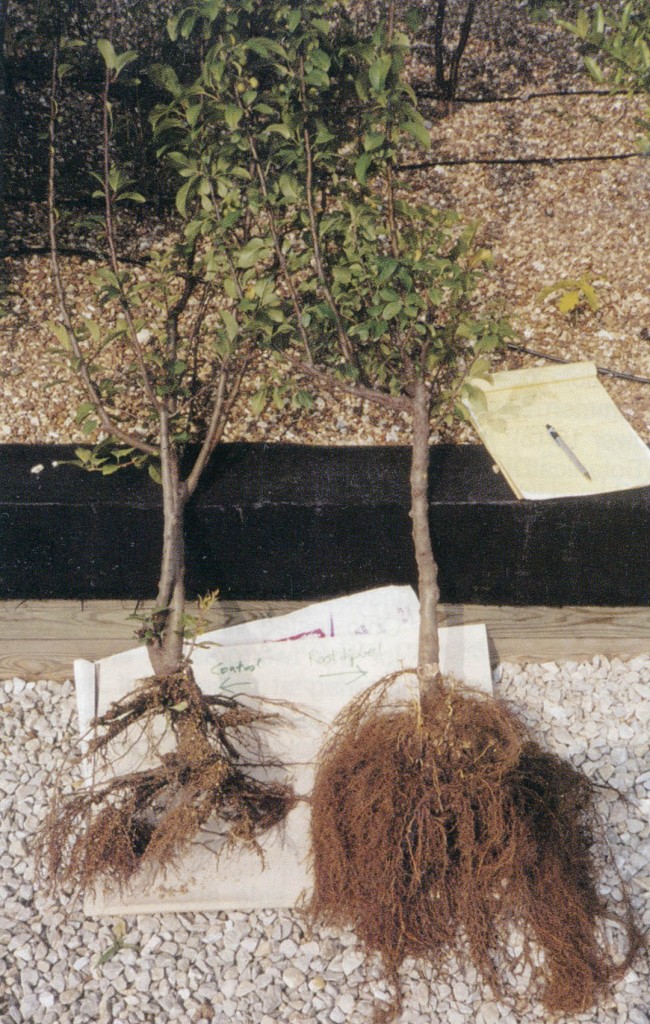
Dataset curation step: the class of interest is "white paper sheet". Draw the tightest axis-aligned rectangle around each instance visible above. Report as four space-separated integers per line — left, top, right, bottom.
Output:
76 588 492 914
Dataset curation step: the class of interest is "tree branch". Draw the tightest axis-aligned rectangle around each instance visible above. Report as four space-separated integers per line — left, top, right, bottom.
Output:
385 1 400 260
283 352 410 414
186 341 254 497
448 0 477 102
48 39 156 457
100 61 161 414
298 56 359 371
239 100 314 365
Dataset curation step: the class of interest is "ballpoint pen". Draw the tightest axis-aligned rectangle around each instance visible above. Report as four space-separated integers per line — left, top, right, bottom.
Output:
545 423 592 480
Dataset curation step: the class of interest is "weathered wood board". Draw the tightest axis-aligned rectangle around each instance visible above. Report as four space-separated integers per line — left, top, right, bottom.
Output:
1 600 649 681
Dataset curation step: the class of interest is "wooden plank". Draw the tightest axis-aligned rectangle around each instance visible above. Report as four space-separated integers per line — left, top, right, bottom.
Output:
0 600 307 682
0 599 306 640
1 601 649 682
437 605 650 664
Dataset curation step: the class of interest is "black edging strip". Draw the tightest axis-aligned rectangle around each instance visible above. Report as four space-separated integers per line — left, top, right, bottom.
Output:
1 443 649 607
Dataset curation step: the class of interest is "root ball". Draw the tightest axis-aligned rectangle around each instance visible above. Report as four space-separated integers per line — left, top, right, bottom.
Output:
38 667 297 893
309 675 643 1016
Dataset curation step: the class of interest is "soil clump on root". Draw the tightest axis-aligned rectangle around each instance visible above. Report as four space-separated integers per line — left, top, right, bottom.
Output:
309 673 644 1019
38 667 297 893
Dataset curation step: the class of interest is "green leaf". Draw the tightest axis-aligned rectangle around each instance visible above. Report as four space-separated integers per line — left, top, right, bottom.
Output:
576 10 590 39
377 258 398 283
97 38 117 70
263 123 292 140
148 462 162 485
405 8 424 32
468 356 492 379
75 401 95 424
354 152 373 185
224 104 243 130
363 130 385 152
114 49 138 76
304 68 330 89
462 382 487 413
97 40 137 78
332 266 352 285
369 54 392 92
580 281 600 312
185 103 201 128
148 62 182 97
278 173 300 201
382 300 402 320
118 191 146 203
403 119 431 149
179 13 197 39
294 389 315 410
309 48 331 72
221 309 239 341
246 38 271 58
265 307 285 323
82 318 101 342
175 178 194 217
48 320 72 350
314 124 335 146
250 388 267 416
224 277 239 299
583 56 605 83
237 236 270 268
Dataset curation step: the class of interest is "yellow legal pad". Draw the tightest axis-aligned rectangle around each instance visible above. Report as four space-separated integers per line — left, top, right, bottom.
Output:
462 362 650 500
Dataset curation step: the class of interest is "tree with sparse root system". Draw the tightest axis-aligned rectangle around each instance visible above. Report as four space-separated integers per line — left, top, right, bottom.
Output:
38 668 296 894
38 3 302 895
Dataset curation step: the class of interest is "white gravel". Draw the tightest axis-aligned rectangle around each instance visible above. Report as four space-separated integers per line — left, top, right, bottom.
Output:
1 657 649 1024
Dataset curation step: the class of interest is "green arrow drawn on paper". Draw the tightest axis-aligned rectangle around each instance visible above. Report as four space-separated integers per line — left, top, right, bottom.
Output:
319 669 369 686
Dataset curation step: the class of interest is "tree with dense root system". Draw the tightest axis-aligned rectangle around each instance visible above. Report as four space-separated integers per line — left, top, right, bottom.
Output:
308 358 644 1020
302 3 645 1019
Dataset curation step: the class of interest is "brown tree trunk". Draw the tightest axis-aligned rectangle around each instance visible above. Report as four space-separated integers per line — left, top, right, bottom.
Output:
434 0 478 110
147 427 188 679
410 380 441 693
146 436 216 763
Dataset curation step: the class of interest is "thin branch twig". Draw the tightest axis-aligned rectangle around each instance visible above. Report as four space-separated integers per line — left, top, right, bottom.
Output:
238 97 314 365
47 39 156 457
283 351 409 414
186 342 253 497
298 56 359 371
100 61 161 414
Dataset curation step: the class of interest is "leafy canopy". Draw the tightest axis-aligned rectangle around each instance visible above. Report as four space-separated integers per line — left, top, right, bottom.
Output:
150 0 510 422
